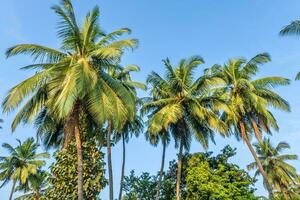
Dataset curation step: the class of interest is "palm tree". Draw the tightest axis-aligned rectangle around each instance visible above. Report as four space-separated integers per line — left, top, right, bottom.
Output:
15 170 49 200
108 64 145 200
280 20 300 80
0 156 18 200
144 89 171 200
247 139 300 200
115 116 143 200
142 56 226 200
209 53 290 199
3 1 137 199
0 138 49 200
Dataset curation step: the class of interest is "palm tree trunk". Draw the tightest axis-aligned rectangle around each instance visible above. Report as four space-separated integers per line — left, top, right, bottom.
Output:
250 116 262 142
63 102 84 199
118 133 126 200
176 137 184 200
155 139 166 200
107 120 114 200
9 179 16 200
75 119 84 200
239 121 274 199
62 119 74 148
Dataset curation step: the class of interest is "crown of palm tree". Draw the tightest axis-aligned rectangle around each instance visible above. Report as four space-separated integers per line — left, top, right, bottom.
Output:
3 0 138 132
99 63 146 144
142 56 226 149
209 53 290 140
0 138 49 186
247 138 300 198
33 64 145 149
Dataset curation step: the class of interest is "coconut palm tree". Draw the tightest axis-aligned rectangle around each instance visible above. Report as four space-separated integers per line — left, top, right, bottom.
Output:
142 56 226 200
15 170 49 200
247 139 300 200
280 20 300 80
0 138 49 200
108 64 145 200
209 53 290 199
3 1 137 199
144 88 171 200
115 116 143 200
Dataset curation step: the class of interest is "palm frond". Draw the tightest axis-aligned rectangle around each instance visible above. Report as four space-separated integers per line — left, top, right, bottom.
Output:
6 44 65 63
280 20 300 36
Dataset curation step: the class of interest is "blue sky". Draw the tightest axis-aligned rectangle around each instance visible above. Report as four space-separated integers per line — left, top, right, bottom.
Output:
0 0 300 198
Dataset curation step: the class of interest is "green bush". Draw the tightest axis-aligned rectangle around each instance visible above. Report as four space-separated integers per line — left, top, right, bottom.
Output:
45 138 106 199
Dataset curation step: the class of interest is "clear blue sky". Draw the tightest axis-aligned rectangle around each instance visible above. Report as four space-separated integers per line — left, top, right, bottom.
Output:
1 0 300 199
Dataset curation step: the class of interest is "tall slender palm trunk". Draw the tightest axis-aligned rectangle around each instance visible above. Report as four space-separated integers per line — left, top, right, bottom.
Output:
107 120 114 200
118 133 126 200
74 117 84 200
64 102 84 200
9 179 16 200
176 138 184 200
61 102 84 200
155 139 166 200
239 121 274 199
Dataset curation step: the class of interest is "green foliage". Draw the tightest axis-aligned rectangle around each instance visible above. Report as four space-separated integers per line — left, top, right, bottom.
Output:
123 146 259 200
186 146 258 200
122 154 190 200
159 154 190 200
123 171 157 200
45 138 106 199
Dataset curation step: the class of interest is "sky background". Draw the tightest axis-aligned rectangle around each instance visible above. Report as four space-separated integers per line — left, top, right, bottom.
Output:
0 0 300 199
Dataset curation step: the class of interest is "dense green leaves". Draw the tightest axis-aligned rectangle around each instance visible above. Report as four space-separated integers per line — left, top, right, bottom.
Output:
122 146 260 200
45 138 106 199
186 146 258 200
123 171 158 200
